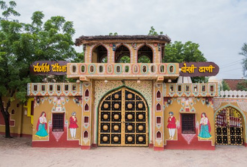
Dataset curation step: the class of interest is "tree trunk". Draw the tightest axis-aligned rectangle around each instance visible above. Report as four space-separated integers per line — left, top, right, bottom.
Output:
0 96 13 138
0 109 12 138
3 110 12 138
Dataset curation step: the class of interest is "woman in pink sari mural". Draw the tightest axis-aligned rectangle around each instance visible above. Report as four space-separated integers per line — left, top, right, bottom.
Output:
198 112 212 139
35 112 48 138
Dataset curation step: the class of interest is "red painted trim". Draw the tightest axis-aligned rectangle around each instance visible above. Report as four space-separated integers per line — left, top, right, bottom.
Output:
154 146 164 151
92 144 98 148
32 141 80 148
244 143 247 147
20 134 32 138
164 140 215 150
149 144 154 148
81 145 91 150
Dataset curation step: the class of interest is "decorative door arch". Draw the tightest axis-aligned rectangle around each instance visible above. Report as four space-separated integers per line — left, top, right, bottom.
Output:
98 87 148 146
215 106 244 145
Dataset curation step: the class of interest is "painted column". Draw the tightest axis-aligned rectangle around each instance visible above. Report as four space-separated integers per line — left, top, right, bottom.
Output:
81 82 93 149
153 82 164 150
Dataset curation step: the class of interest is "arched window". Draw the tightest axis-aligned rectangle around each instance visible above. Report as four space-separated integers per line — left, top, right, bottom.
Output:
156 103 161 111
137 45 153 63
85 89 89 97
157 91 161 98
84 131 88 138
115 45 130 63
157 131 161 138
85 104 89 111
92 45 107 63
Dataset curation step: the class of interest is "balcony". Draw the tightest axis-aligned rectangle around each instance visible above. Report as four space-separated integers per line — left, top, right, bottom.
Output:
164 83 219 97
67 63 179 81
27 83 82 96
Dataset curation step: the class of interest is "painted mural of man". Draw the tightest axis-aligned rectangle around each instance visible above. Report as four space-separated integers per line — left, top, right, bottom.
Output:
69 112 78 139
167 111 176 140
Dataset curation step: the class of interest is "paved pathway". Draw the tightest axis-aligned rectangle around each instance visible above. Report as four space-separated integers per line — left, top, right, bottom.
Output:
0 135 246 167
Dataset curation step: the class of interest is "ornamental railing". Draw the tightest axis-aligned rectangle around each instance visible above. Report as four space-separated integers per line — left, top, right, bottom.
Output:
66 63 179 80
27 83 82 96
164 83 218 97
218 90 247 98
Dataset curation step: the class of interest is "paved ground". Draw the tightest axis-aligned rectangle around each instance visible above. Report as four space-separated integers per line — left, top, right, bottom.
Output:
0 135 247 167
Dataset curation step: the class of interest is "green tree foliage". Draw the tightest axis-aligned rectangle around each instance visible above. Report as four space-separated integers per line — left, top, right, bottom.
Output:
109 32 118 36
221 80 230 91
138 55 151 63
148 26 163 36
239 43 247 77
163 41 206 63
148 26 207 83
236 80 247 91
119 56 130 63
164 41 207 83
0 1 78 137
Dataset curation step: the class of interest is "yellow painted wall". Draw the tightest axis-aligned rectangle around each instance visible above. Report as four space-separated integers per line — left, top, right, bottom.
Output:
0 97 32 136
32 97 82 142
164 97 215 145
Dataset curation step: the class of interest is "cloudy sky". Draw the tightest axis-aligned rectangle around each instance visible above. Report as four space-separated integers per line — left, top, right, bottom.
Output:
12 0 247 79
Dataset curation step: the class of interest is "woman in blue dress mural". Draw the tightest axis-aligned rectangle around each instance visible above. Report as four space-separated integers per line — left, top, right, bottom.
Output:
198 112 212 139
35 111 48 138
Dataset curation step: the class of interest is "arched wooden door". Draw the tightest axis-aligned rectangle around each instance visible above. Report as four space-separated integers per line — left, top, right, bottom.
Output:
215 106 244 145
98 87 148 146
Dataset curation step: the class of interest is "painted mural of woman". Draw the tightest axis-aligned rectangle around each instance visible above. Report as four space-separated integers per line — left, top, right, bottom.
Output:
69 112 78 139
198 112 212 139
167 111 176 140
35 111 48 138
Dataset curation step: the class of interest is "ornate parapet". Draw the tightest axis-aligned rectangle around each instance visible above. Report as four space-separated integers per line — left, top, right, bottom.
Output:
218 90 247 98
27 83 82 96
66 63 179 81
164 83 218 97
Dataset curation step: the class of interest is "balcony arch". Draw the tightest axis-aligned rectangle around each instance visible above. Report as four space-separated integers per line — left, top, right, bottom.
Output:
115 45 130 63
137 45 153 63
92 45 108 63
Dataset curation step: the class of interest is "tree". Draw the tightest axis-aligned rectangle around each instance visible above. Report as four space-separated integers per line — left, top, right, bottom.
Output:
109 32 118 36
138 55 151 63
164 41 207 83
221 80 230 91
148 26 163 36
163 41 206 63
239 43 247 77
0 1 78 137
119 56 130 63
148 26 208 83
236 80 247 91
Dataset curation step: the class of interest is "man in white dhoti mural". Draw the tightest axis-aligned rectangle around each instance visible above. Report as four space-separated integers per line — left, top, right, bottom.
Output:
69 112 78 139
167 112 176 140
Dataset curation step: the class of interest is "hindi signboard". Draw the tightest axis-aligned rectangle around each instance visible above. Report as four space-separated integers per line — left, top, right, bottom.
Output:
30 61 68 75
179 62 219 77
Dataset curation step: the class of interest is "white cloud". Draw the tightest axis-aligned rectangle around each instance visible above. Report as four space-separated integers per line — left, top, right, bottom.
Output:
10 0 247 79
